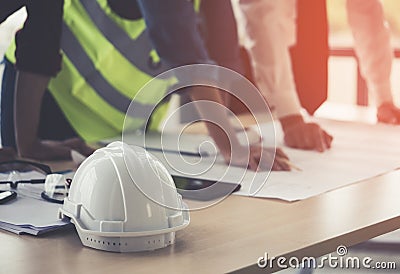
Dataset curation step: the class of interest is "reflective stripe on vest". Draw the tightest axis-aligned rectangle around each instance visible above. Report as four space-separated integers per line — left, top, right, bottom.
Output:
61 23 154 119
49 0 173 141
80 0 168 77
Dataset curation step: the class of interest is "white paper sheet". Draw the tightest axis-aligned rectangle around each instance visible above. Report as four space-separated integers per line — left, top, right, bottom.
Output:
245 118 400 201
0 221 71 235
0 194 65 227
152 119 400 201
0 174 72 235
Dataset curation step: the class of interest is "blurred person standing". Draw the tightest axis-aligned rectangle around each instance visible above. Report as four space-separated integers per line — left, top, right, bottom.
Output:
237 0 332 152
236 0 399 152
347 0 400 124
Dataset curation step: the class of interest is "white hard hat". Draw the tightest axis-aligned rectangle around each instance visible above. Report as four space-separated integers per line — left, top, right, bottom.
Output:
59 142 190 252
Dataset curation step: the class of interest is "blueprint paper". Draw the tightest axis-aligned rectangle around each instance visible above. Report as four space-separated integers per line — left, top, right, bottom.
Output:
240 118 400 201
151 119 400 201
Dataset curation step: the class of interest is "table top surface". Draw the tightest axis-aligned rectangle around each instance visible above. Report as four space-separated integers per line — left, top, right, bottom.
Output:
1 167 400 274
1 106 400 274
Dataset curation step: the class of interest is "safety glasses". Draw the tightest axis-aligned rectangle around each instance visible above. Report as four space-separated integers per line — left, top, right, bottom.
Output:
41 174 71 204
0 160 51 189
0 160 71 204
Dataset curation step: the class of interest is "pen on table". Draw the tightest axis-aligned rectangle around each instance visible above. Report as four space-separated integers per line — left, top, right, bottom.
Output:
280 158 302 172
145 147 203 157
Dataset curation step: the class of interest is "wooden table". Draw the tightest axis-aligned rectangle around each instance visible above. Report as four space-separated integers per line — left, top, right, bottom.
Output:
1 106 400 273
1 167 400 273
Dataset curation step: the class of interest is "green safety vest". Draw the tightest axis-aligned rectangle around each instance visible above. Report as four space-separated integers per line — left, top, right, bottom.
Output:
6 0 175 142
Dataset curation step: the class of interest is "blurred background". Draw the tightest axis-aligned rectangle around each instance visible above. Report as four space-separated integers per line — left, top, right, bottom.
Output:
1 1 400 112
327 0 400 106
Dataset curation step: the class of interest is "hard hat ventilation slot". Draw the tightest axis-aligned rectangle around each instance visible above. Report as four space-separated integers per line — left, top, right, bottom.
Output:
84 236 128 249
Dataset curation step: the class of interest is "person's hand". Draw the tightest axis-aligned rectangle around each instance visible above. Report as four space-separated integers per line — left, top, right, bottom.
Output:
19 138 94 161
377 102 400 124
45 138 95 157
185 86 292 171
222 145 291 172
0 147 16 162
280 115 333 152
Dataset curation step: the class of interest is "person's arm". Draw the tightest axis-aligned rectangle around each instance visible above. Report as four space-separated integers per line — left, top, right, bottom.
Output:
14 71 94 160
238 0 332 151
187 86 289 171
136 0 289 171
346 0 400 123
0 1 25 24
0 147 16 162
15 0 64 76
14 71 60 159
238 0 301 119
13 0 94 160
